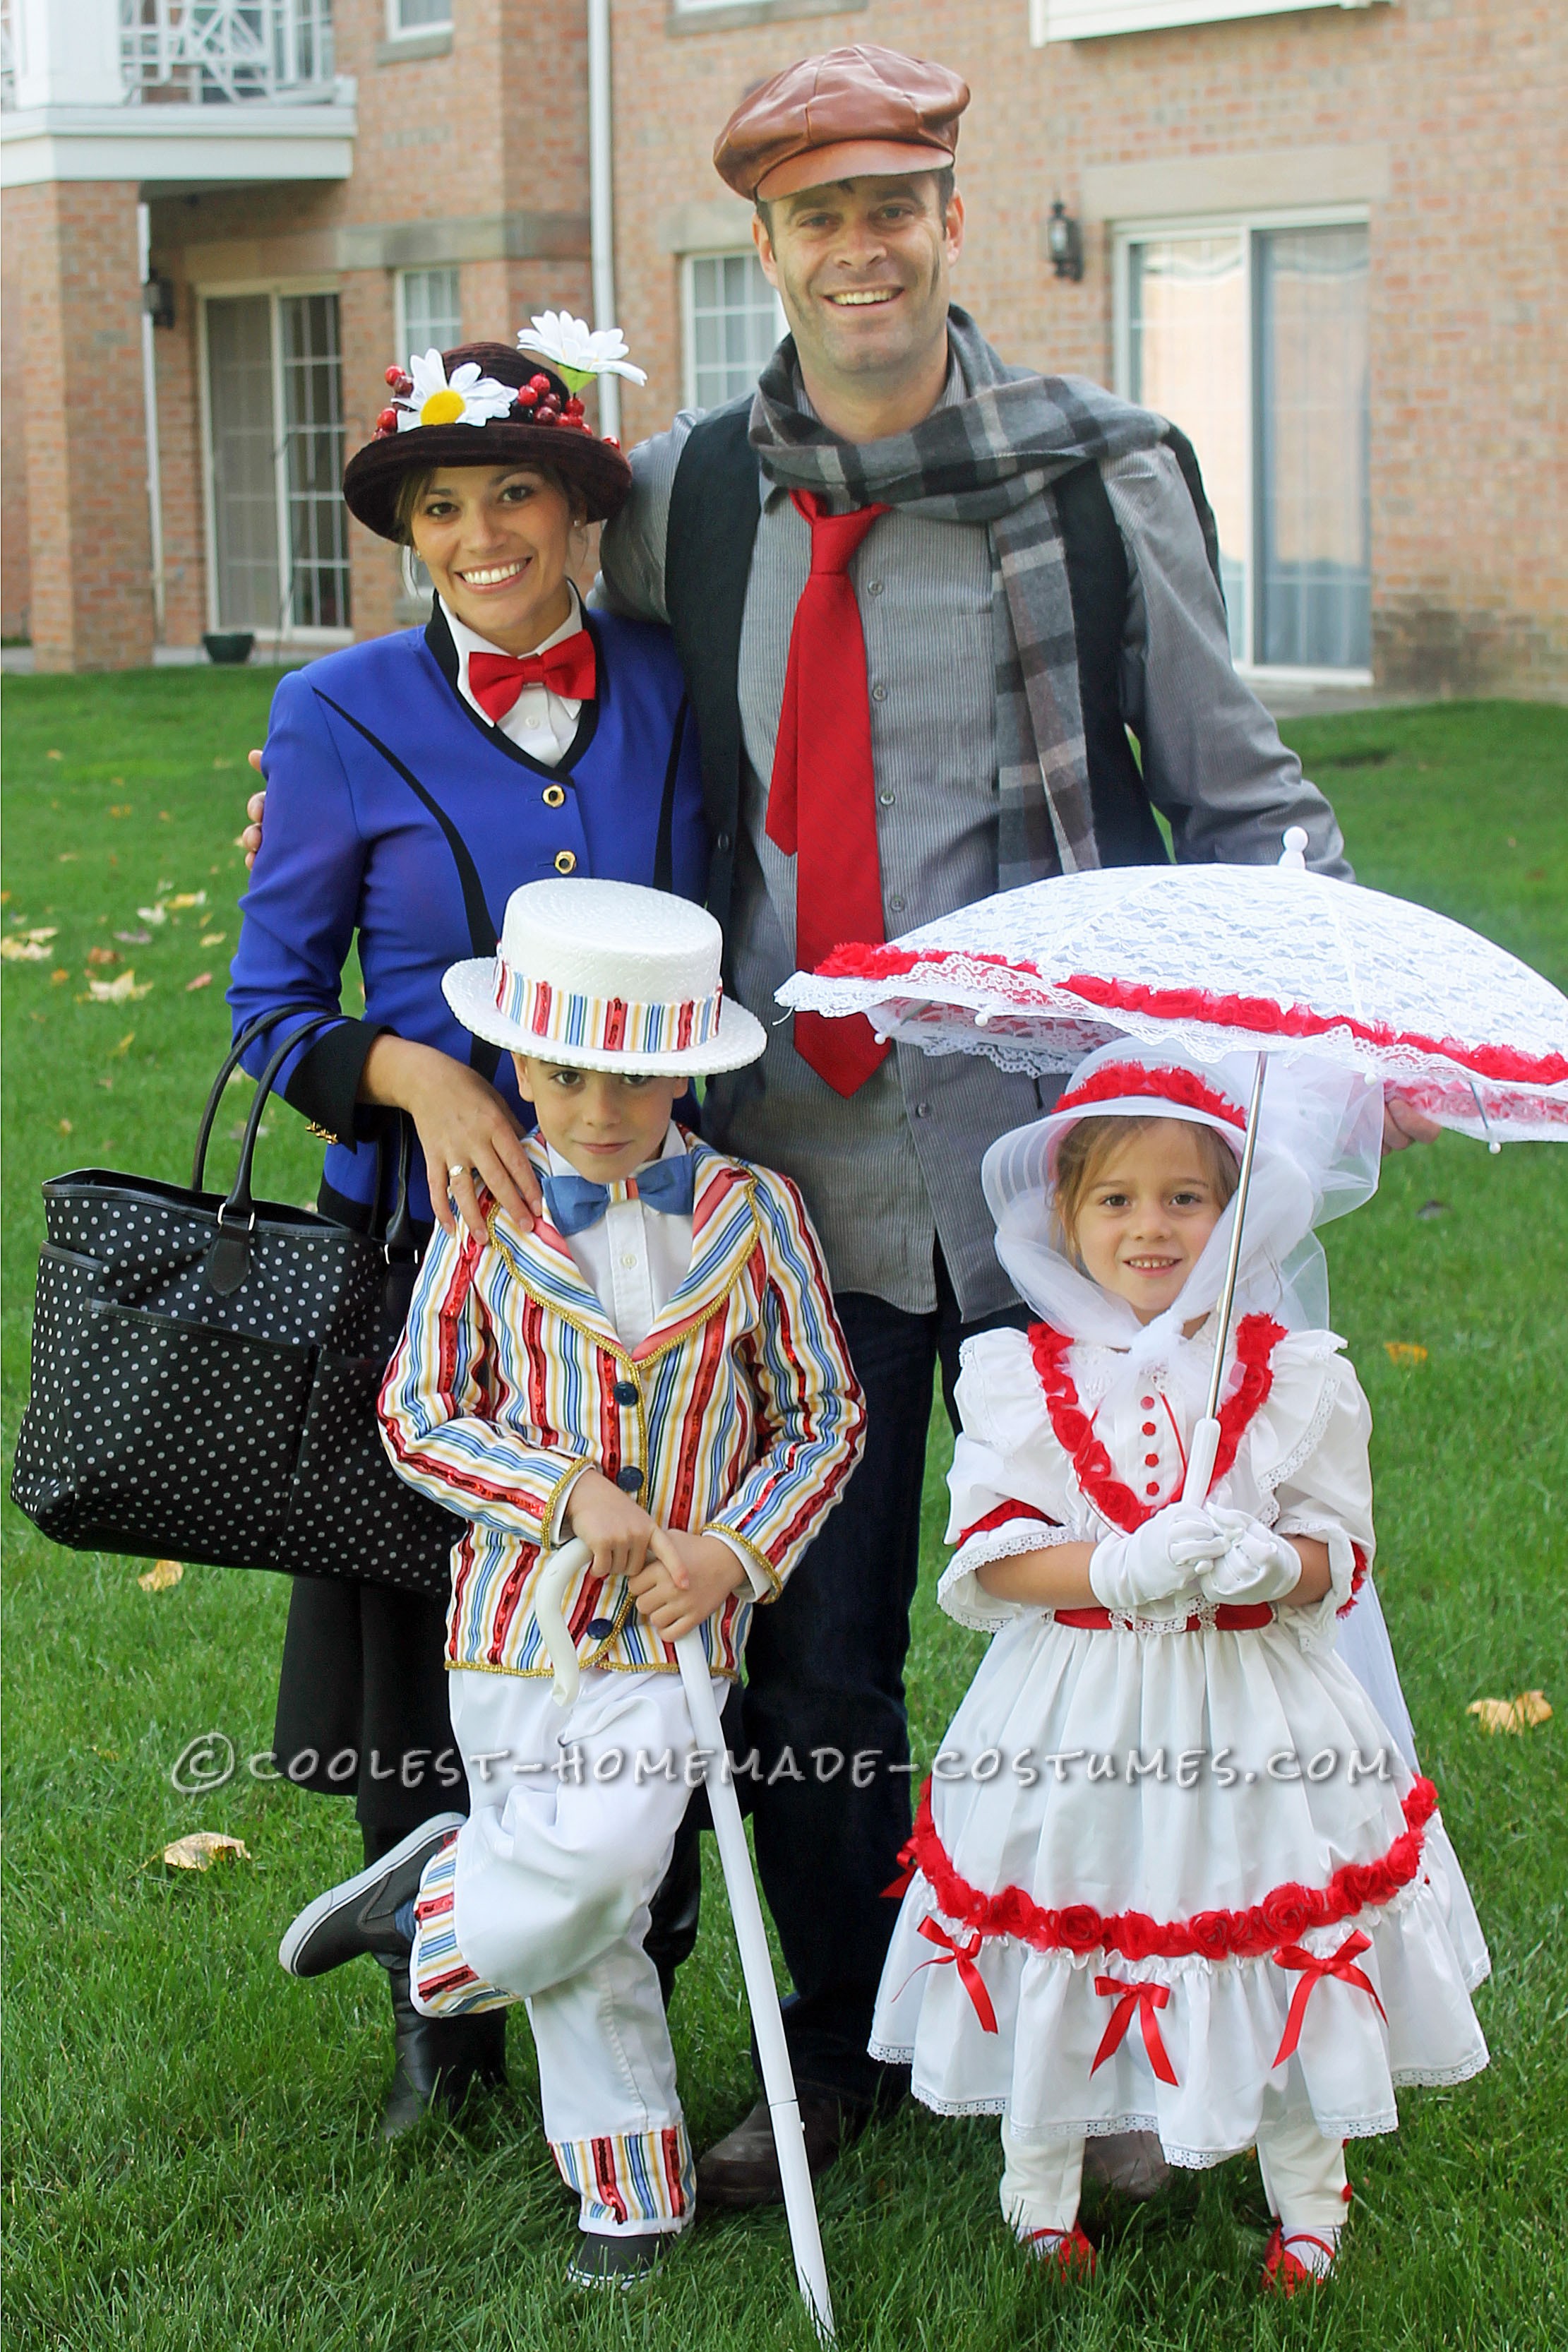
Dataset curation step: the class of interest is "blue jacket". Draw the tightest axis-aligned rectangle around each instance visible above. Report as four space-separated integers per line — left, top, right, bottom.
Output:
228 605 708 1225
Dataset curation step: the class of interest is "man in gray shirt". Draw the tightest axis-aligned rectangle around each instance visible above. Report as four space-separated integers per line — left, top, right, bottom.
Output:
594 42 1427 2209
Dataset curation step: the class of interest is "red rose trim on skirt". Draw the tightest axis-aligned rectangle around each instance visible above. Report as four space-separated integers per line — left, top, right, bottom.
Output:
887 1775 1439 1964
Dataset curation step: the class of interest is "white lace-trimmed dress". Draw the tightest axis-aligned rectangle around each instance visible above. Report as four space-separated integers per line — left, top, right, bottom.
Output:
870 1316 1490 2166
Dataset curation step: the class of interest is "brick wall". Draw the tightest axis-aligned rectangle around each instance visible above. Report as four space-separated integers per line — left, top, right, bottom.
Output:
606 0 1565 696
3 179 154 670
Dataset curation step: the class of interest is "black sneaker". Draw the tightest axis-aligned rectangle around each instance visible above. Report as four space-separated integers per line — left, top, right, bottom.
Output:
278 1813 465 1978
565 2231 673 2290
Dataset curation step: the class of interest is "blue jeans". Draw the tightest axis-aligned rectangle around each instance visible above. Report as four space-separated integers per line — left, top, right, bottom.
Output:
734 1254 1031 2109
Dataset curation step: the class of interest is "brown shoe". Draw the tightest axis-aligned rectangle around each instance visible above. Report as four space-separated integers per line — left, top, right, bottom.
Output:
1081 2130 1171 2201
695 2094 869 2209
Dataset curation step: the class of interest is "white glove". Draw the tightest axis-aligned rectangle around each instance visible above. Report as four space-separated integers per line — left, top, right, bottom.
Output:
1088 1506 1230 1614
1198 1508 1303 1605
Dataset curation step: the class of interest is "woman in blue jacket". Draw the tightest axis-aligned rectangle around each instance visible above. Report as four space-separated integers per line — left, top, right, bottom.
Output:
228 332 706 2135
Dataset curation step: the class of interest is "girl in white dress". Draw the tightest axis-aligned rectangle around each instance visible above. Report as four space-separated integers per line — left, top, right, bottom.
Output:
870 1044 1490 2292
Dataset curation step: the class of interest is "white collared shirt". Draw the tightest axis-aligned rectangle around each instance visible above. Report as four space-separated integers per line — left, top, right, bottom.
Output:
546 1124 770 1599
442 582 586 767
546 1124 692 1353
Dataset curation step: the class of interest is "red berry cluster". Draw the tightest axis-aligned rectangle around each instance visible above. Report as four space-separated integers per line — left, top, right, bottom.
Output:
510 373 589 433
373 364 416 438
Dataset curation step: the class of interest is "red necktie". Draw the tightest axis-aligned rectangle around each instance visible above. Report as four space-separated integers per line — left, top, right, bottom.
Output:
468 631 597 723
766 489 892 1097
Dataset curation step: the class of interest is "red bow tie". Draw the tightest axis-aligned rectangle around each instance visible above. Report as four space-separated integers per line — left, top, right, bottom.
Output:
468 631 596 723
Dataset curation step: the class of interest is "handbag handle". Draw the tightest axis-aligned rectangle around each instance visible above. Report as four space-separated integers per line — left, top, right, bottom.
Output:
217 1014 340 1231
192 1005 335 1194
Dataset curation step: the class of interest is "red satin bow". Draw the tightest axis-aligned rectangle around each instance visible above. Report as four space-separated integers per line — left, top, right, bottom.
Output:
1090 1976 1179 2085
468 632 597 722
1271 1930 1388 2067
915 1916 999 2034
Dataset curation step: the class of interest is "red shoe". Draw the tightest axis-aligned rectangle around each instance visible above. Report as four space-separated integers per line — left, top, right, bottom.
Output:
1261 2222 1341 2296
1021 2223 1097 2279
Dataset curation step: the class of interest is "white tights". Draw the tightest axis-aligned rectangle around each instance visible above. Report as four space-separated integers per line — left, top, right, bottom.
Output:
1000 2109 1348 2238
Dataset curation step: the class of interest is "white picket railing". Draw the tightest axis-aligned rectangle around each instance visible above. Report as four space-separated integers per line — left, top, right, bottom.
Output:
119 0 335 102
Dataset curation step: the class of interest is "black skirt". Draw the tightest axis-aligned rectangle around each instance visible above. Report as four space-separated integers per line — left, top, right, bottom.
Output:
270 1179 465 1834
272 1573 466 1832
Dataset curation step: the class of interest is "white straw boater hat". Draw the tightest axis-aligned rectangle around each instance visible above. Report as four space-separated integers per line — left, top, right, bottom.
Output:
443 878 766 1076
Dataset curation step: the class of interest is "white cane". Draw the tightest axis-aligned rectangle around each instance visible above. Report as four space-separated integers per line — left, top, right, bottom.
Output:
532 1538 835 2341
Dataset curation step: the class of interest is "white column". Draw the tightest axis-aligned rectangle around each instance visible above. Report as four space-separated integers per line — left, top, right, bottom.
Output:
13 0 125 109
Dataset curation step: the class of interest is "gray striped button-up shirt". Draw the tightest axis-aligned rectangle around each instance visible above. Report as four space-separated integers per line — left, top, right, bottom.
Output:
597 376 1348 1320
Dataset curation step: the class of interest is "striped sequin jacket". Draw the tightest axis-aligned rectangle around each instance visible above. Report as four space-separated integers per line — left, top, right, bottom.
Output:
378 1133 865 1678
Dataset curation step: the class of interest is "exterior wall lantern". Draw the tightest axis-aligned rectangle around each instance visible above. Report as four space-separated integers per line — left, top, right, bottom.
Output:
1046 201 1084 283
143 272 177 331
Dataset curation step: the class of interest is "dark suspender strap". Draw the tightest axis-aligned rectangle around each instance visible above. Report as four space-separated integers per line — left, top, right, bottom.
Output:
1161 420 1224 599
664 398 763 937
652 697 689 896
311 687 503 1082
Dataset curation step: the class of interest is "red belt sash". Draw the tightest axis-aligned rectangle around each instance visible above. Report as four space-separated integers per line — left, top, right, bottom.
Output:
1055 1602 1276 1632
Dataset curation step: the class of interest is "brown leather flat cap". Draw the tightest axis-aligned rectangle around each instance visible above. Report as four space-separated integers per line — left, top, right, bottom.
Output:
714 44 969 203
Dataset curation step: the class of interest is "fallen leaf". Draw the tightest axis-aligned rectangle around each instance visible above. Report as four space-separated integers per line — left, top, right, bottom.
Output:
199 931 227 948
97 1075 114 1092
110 1031 136 1057
89 969 153 1003
213 757 235 771
1384 1342 1429 1366
161 1831 250 1871
58 1118 73 1134
186 972 213 993
139 1558 184 1591
86 945 119 968
51 969 69 984
158 811 171 822
0 891 9 903
1 937 49 961
167 892 207 910
115 929 152 945
108 804 133 818
47 748 63 760
1468 1691 1552 1735
24 926 58 943
136 906 167 926
56 852 79 862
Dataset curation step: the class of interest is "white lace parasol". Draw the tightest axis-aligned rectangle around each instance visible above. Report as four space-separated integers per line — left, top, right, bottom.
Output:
779 831 1568 1144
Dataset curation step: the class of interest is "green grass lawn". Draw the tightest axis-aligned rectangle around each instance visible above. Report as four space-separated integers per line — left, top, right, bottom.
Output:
3 681 1565 2351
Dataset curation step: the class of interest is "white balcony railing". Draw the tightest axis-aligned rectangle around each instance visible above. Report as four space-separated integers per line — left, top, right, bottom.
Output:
120 0 335 103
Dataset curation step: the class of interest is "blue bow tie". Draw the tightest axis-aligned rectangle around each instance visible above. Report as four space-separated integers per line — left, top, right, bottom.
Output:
542 1153 695 1237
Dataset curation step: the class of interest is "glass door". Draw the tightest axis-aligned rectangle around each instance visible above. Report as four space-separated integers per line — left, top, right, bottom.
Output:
1122 218 1370 676
204 287 350 636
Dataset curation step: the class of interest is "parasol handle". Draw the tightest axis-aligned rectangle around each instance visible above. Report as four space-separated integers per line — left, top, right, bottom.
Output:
1181 1416 1221 1506
534 1538 590 1707
674 1631 836 2341
1199 1051 1270 1435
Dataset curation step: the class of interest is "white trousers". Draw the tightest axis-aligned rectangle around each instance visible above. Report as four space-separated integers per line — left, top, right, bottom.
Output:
1000 2108 1348 2236
409 1664 723 2236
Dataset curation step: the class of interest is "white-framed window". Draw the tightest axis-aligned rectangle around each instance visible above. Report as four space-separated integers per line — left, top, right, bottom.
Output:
386 0 452 35
1032 0 1389 44
1115 211 1371 679
199 285 351 639
396 265 462 360
681 251 786 413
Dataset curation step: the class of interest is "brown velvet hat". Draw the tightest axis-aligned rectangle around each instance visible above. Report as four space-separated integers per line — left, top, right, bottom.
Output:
342 341 632 542
714 45 969 204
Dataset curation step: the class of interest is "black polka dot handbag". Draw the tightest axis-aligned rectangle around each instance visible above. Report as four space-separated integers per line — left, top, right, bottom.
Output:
8 1009 459 1597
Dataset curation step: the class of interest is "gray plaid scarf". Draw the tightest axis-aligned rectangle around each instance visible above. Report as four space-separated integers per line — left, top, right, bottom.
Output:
748 306 1171 882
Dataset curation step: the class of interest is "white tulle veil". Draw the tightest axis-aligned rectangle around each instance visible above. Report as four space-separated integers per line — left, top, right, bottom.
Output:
981 1041 1383 1366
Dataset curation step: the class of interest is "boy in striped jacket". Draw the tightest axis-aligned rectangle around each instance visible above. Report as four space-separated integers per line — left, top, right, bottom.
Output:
278 879 864 2289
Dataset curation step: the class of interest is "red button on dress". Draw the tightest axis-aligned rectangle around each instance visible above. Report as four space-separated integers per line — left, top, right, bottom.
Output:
1140 1396 1156 1409
1141 1421 1158 1435
1145 1481 1161 1496
1144 1453 1161 1467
